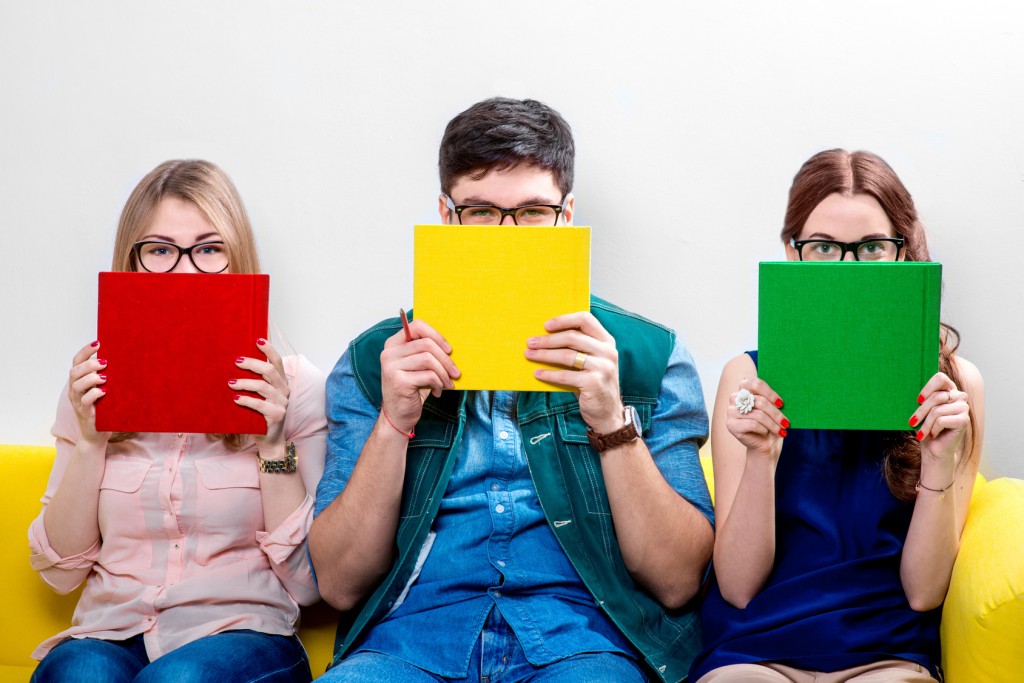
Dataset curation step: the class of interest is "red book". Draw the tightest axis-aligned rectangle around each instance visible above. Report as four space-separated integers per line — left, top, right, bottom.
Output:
95 272 270 434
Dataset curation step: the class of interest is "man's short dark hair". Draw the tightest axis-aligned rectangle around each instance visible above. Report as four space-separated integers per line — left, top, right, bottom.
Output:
439 97 575 197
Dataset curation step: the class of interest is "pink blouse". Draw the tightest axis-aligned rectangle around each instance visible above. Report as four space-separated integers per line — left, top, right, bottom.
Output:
29 355 327 661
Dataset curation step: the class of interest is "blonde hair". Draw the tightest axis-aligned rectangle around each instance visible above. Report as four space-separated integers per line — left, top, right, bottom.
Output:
112 159 261 274
110 160 261 448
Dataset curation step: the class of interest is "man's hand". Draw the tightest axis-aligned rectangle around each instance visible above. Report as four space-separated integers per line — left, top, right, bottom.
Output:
526 311 623 434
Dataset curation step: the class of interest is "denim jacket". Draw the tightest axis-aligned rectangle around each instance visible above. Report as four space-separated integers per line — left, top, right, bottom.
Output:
330 297 706 682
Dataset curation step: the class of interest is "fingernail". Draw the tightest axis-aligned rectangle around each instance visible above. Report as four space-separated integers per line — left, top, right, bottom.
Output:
916 430 924 441
90 340 100 347
781 418 790 429
257 338 267 346
235 357 245 363
233 395 241 401
98 374 107 381
228 379 237 385
779 428 788 438
527 338 538 348
917 394 925 404
99 387 106 394
909 415 918 427
775 398 784 408
98 359 107 366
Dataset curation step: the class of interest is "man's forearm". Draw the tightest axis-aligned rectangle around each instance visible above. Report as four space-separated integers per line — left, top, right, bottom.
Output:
309 417 409 611
600 440 713 609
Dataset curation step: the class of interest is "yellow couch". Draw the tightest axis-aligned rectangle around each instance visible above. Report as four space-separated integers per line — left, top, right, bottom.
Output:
3 444 1022 682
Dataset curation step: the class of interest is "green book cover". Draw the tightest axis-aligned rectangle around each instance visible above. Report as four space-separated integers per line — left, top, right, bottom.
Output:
758 262 941 430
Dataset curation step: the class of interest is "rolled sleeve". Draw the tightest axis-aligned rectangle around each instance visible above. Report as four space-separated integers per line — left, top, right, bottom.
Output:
28 513 100 594
644 339 714 528
314 350 380 519
257 494 319 605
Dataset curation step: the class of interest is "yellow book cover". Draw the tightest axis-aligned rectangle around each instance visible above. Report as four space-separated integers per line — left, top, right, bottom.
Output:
414 224 591 391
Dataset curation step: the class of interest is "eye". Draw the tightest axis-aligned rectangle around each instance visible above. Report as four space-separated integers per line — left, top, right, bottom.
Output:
195 243 225 255
142 244 174 256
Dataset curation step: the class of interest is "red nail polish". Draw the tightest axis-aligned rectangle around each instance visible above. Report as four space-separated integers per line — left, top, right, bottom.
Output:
233 395 241 401
98 359 107 366
257 338 267 346
235 357 245 363
909 415 918 427
90 340 100 347
228 379 237 385
99 374 107 381
775 399 784 408
916 430 924 441
917 394 925 404
99 387 106 394
779 428 788 438
781 418 790 429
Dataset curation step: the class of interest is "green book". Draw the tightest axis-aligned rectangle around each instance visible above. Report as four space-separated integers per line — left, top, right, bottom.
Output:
758 262 941 430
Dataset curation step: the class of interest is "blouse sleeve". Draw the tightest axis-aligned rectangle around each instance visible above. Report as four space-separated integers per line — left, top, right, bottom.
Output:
27 386 101 594
256 354 327 605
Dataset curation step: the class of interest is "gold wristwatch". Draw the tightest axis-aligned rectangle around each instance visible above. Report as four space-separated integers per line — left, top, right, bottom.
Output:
258 441 297 473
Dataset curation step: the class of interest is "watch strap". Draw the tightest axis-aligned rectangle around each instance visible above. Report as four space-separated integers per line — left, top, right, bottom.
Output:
586 405 641 453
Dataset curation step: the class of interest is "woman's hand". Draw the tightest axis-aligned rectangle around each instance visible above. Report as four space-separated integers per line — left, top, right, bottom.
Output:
233 338 290 447
910 372 970 464
726 378 788 461
379 320 459 435
526 311 623 435
68 341 111 446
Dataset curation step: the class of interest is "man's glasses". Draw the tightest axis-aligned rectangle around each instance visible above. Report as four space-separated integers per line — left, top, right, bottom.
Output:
444 195 567 226
792 237 905 262
132 240 229 273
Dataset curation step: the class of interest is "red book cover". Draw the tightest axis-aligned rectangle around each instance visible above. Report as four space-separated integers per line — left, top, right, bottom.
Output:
95 272 270 434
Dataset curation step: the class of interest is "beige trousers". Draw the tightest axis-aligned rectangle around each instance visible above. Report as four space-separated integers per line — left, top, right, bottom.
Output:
696 660 936 682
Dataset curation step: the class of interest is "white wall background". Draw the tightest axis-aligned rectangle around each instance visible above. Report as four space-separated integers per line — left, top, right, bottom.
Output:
2 1 1021 478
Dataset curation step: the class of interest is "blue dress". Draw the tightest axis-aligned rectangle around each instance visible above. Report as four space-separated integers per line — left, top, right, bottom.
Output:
690 352 940 679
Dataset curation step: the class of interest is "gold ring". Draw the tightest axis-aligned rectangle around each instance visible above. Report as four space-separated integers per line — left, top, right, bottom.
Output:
572 351 588 370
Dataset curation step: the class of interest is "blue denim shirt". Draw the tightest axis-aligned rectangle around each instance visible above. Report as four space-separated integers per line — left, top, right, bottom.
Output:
315 340 712 677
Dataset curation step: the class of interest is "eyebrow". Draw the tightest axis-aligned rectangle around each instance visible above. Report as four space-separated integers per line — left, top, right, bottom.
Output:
801 231 894 241
456 196 560 207
139 232 222 244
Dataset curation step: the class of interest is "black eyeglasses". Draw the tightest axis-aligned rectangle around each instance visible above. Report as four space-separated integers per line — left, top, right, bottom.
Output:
132 240 229 273
444 195 568 226
792 237 905 262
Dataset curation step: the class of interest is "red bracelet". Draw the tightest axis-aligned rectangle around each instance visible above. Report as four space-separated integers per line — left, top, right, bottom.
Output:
381 408 415 438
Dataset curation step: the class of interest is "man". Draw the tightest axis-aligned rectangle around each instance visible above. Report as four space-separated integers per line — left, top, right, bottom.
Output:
309 97 713 683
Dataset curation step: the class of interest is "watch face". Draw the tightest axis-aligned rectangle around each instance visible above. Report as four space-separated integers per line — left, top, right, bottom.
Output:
626 404 641 431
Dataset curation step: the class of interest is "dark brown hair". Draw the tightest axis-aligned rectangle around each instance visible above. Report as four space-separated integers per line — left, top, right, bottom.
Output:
438 97 575 197
783 149 975 501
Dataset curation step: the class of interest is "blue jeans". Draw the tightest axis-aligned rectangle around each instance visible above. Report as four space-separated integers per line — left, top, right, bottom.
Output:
317 609 648 682
32 629 311 683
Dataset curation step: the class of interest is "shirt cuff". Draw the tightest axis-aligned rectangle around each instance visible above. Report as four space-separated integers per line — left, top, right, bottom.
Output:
28 515 101 576
256 493 315 565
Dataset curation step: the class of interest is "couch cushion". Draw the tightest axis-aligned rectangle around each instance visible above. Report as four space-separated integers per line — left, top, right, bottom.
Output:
0 445 82 673
942 477 1024 682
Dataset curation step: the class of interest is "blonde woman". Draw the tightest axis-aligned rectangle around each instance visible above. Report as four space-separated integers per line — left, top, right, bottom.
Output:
29 160 326 683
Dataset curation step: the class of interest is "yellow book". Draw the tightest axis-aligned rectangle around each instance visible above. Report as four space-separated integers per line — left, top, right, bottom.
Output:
414 224 591 391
